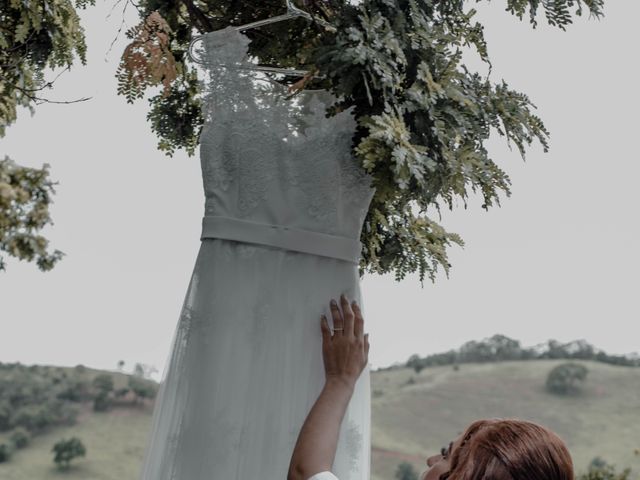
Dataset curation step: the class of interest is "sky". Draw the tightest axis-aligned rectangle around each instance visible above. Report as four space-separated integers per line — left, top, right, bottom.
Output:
1 2 638 381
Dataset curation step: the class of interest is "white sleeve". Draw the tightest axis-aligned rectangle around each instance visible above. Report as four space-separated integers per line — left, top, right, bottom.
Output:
306 472 340 480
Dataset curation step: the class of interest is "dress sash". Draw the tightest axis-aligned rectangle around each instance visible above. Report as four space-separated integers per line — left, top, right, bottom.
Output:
200 215 362 265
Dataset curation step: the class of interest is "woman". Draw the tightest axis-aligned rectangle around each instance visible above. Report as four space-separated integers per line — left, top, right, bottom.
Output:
288 295 574 480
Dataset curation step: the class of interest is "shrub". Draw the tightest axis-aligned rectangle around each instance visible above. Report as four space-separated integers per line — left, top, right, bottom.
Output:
9 426 30 449
395 461 419 480
56 378 91 402
546 362 588 395
114 387 130 399
92 374 114 394
52 437 86 469
128 376 157 404
11 405 42 431
0 400 10 431
578 458 632 480
0 442 12 463
93 391 111 412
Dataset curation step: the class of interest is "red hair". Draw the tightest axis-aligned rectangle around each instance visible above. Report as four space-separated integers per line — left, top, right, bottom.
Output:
443 419 574 480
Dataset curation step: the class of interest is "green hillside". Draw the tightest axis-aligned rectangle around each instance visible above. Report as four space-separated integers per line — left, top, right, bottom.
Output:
370 360 640 480
0 360 638 480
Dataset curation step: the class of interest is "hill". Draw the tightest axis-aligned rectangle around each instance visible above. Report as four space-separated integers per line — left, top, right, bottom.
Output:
370 359 640 480
0 360 638 479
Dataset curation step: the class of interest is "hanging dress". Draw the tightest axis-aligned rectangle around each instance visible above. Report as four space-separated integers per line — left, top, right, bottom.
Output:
138 25 376 480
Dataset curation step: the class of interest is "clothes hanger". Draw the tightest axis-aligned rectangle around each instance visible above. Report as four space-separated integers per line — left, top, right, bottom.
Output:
188 0 336 83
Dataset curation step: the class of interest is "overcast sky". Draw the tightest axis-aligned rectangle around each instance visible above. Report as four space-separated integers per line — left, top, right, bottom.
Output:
1 2 638 380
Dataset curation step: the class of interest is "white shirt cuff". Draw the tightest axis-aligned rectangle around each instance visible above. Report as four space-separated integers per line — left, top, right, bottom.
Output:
306 471 339 480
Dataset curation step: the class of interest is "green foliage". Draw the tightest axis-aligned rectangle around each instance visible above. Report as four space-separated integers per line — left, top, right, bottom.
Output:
0 442 12 463
9 426 31 449
0 363 82 435
308 0 603 284
56 377 92 402
578 458 632 480
0 0 96 271
93 391 112 412
114 387 130 399
92 374 114 394
503 0 605 30
402 335 639 372
0 0 95 135
546 362 588 395
51 436 86 469
0 0 605 280
127 375 158 404
395 460 419 480
0 157 64 271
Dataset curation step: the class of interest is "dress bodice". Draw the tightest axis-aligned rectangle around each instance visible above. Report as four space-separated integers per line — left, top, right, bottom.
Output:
195 26 376 261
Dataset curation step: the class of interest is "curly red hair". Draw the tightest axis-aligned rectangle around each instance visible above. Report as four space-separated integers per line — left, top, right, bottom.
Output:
442 419 573 480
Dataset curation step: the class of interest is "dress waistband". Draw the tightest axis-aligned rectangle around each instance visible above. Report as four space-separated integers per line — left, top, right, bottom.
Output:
200 215 362 265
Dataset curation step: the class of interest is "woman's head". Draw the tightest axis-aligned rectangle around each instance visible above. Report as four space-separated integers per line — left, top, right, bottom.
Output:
421 419 573 480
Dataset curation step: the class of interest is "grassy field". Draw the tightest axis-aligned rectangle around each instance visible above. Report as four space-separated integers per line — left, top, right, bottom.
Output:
0 360 638 479
370 359 640 480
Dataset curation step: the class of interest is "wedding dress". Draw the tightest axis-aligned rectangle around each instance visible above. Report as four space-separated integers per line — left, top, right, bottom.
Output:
138 26 376 480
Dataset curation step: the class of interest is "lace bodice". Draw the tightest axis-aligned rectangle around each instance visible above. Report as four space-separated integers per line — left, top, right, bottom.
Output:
195 26 376 246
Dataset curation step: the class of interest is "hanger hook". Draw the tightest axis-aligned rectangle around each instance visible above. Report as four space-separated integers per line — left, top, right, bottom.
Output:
286 0 310 19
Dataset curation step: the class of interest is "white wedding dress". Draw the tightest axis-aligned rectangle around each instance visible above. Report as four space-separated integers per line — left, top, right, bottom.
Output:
138 26 375 480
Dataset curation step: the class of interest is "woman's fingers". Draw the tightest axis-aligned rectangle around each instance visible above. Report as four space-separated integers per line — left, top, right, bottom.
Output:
340 294 355 338
364 333 370 358
320 315 332 343
352 301 364 338
330 298 343 334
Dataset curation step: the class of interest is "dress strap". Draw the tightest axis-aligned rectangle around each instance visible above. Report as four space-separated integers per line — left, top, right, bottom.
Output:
201 215 362 264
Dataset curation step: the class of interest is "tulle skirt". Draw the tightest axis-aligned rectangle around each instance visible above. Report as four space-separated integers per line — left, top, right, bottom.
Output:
138 238 371 479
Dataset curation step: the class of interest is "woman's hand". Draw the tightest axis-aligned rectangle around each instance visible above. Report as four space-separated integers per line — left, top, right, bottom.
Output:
287 294 371 480
320 293 370 388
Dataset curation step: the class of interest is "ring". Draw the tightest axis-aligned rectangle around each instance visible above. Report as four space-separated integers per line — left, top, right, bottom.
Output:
333 327 344 332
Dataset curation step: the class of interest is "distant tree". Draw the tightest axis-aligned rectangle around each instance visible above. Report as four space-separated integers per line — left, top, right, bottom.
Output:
91 374 114 394
0 442 12 463
117 360 125 371
11 404 49 432
578 458 632 480
546 362 588 395
0 400 10 430
133 362 158 380
114 387 130 399
93 391 111 412
56 377 91 402
9 426 30 449
565 340 596 360
488 334 523 361
74 364 86 374
407 354 424 373
52 437 86 469
128 376 157 405
543 340 569 359
395 461 419 480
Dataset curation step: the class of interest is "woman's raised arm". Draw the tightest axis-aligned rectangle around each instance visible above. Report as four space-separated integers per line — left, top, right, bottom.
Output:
287 293 370 480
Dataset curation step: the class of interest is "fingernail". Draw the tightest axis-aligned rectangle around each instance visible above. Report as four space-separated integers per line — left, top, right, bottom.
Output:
330 299 337 306
352 300 358 307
